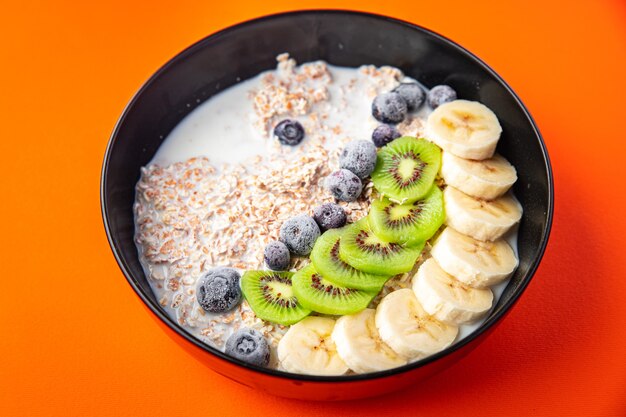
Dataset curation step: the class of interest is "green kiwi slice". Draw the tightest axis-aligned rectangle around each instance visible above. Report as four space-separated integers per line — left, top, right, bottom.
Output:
291 264 376 315
369 185 445 246
241 271 311 325
339 218 423 275
310 228 391 291
371 136 441 203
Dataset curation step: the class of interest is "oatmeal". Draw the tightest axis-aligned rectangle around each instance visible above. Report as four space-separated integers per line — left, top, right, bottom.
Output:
134 54 520 374
134 56 407 352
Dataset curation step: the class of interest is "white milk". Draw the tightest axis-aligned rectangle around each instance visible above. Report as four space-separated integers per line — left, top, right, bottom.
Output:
151 65 431 166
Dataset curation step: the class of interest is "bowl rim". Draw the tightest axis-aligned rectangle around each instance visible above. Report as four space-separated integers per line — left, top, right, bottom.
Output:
101 9 554 383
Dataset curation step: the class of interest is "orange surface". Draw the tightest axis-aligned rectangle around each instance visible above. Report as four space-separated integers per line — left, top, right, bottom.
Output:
2 0 626 415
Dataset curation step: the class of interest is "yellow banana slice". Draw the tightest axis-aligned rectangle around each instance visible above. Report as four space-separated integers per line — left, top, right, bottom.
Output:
430 227 518 288
444 186 523 242
277 316 348 376
375 289 458 360
441 151 517 200
413 258 493 324
332 308 407 374
425 100 502 160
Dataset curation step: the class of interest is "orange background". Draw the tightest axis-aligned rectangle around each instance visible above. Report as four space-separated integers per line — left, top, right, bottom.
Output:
2 0 626 416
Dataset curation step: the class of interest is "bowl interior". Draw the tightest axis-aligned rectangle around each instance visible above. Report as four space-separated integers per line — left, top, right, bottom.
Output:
102 10 552 380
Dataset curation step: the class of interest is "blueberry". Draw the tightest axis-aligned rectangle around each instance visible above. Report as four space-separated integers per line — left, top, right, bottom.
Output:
325 169 363 202
427 85 457 109
225 328 270 367
264 241 290 271
313 203 347 231
273 119 305 146
339 140 378 179
372 124 401 147
279 215 321 256
196 267 242 313
371 92 407 124
393 83 425 111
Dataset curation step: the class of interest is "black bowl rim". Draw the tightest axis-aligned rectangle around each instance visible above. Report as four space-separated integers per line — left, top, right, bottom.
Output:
101 9 554 383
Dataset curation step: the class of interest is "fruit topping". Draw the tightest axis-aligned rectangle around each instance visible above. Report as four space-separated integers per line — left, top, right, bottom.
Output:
263 241 291 271
393 83 425 111
440 152 517 200
443 186 522 242
196 267 242 313
372 124 401 147
277 316 348 376
312 203 347 232
310 228 390 291
225 328 271 367
279 215 321 256
241 270 311 325
371 92 408 124
339 218 424 276
375 288 458 359
273 119 305 145
292 264 376 315
413 258 493 325
339 140 378 179
325 169 363 202
369 185 445 246
430 227 518 288
371 136 441 203
427 85 457 109
425 99 502 160
332 308 407 373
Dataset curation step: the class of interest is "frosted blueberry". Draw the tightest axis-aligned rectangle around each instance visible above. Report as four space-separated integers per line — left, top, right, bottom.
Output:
339 140 378 179
393 83 425 111
313 203 347 232
225 328 270 367
264 241 290 271
427 85 457 109
372 92 407 124
279 215 321 256
325 169 363 202
372 124 401 147
196 267 241 313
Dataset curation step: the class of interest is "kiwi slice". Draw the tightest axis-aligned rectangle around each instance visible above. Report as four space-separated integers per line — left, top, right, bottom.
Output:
369 185 445 246
241 270 311 325
292 264 376 315
339 218 423 275
310 228 391 291
371 136 441 203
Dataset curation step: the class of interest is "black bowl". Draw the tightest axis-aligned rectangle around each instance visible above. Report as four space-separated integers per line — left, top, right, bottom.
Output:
101 10 553 400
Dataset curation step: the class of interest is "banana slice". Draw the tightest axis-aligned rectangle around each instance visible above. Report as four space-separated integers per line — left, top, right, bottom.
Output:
444 186 522 242
441 152 517 200
413 258 493 324
332 309 407 373
277 316 348 376
425 100 502 160
375 289 458 360
430 227 518 288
